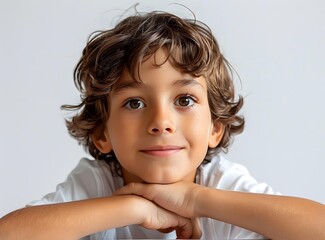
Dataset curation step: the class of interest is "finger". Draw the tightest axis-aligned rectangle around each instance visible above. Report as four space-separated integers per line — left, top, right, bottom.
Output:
114 182 157 200
191 217 202 239
141 204 193 238
114 182 144 195
175 216 193 239
158 227 175 233
114 182 142 195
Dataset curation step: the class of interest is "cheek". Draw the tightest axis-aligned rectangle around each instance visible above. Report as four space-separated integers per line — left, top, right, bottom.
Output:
107 116 130 147
192 106 212 132
106 112 143 153
183 108 212 148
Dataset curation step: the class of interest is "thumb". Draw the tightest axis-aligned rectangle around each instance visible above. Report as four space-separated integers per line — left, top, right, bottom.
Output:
114 182 155 200
114 183 139 195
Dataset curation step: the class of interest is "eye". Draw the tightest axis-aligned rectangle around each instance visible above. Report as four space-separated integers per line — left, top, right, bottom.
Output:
175 95 196 107
124 98 146 109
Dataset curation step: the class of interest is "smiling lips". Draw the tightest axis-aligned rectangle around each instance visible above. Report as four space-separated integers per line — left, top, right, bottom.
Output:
140 145 184 157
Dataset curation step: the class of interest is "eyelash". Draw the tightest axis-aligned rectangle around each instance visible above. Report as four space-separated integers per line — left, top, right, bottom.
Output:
175 94 197 109
122 94 198 110
123 97 146 110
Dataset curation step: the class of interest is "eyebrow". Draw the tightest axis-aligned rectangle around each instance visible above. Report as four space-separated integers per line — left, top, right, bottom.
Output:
172 79 205 89
112 78 204 95
111 80 145 95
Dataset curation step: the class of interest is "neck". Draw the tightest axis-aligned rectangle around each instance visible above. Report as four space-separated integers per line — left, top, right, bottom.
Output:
121 167 197 185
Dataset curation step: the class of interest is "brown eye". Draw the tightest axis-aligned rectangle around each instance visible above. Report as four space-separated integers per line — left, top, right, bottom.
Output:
175 96 195 107
125 99 145 109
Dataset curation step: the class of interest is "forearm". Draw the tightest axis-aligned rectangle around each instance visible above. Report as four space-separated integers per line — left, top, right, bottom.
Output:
0 195 144 240
197 188 325 240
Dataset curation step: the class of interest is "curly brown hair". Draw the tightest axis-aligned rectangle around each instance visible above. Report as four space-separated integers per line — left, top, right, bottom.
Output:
62 11 244 167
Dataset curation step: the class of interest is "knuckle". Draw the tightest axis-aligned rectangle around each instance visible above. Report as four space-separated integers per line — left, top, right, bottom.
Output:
128 182 137 189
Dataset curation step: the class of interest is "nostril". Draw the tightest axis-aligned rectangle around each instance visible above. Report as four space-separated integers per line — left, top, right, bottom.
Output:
151 128 159 133
149 126 174 134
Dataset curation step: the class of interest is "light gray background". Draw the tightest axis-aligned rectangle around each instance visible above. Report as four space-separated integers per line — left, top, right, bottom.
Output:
1 0 324 217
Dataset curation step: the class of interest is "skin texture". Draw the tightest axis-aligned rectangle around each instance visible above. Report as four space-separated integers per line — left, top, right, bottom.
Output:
0 49 219 239
115 181 325 240
1 49 325 239
93 48 224 185
0 195 201 239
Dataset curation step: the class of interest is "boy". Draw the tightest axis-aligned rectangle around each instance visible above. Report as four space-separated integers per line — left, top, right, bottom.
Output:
1 11 325 240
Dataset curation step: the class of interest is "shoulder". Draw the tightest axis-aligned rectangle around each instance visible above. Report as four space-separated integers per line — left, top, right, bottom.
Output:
29 158 123 205
70 158 120 191
68 158 113 183
64 158 124 198
197 155 278 194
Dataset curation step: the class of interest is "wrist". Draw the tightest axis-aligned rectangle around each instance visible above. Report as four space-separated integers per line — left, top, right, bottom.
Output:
122 195 149 225
192 184 210 217
195 186 221 218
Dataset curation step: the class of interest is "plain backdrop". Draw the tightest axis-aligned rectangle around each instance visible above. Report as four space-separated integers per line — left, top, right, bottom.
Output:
1 0 324 217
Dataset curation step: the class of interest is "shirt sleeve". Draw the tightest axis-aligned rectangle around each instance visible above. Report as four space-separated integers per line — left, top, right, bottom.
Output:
221 159 280 239
199 155 280 239
217 158 279 195
28 158 113 206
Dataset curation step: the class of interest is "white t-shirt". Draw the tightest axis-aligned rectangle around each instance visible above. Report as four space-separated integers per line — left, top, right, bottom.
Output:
30 155 278 239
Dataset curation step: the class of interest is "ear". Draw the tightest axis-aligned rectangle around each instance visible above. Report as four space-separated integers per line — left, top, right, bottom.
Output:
91 126 112 154
208 121 225 148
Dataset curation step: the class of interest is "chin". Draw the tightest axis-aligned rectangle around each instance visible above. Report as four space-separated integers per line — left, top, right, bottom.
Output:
138 168 195 184
141 175 183 184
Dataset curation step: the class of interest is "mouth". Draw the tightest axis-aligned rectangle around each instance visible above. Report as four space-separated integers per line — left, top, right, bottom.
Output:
140 145 184 157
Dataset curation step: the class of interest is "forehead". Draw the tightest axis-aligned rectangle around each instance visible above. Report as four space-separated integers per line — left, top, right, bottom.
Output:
112 71 207 97
113 48 208 91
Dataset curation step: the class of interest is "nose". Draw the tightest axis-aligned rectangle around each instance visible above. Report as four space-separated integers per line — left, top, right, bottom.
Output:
147 105 176 135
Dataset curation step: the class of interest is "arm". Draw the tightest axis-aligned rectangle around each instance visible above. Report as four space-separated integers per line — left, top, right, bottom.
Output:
115 181 325 240
199 188 325 240
0 195 198 240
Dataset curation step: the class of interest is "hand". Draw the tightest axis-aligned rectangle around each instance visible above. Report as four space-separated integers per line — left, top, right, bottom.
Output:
115 181 204 219
134 195 201 239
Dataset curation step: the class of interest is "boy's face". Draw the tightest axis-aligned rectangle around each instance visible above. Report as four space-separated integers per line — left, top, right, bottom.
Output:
94 48 224 184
